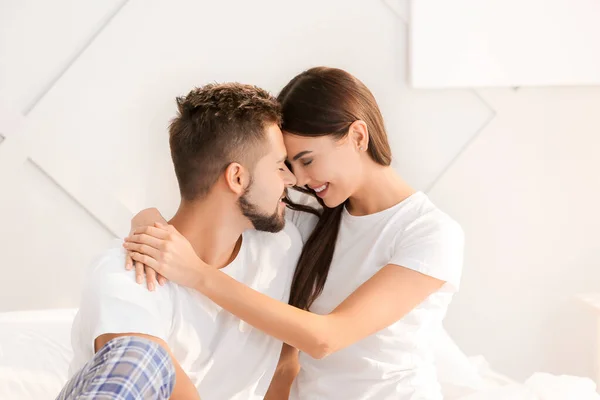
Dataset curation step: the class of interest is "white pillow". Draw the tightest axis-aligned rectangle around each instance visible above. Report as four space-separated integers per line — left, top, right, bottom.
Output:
0 309 76 400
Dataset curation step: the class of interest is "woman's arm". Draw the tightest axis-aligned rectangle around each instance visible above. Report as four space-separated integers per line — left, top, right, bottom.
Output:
124 224 445 359
264 344 300 400
196 261 443 359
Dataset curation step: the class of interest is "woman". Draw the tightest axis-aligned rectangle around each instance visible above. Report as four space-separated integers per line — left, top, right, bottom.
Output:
124 67 464 399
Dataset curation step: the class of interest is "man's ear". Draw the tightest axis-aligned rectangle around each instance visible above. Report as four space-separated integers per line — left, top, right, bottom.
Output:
224 162 249 195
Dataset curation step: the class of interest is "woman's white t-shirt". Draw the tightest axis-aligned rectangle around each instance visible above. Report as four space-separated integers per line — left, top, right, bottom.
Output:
287 191 464 400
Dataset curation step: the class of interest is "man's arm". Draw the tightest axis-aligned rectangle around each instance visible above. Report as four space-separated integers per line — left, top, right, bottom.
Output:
264 344 300 400
95 333 200 400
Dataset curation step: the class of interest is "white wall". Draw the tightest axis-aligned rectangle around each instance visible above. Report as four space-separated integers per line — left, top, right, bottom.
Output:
430 87 600 380
0 0 127 114
0 0 598 383
410 0 600 87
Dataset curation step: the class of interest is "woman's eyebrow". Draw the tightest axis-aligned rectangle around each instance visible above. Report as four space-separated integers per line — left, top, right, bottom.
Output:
292 150 313 161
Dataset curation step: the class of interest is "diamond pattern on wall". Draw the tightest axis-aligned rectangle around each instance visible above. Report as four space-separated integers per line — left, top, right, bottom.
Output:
388 88 495 191
382 0 409 22
0 158 115 311
1 0 497 313
0 0 127 114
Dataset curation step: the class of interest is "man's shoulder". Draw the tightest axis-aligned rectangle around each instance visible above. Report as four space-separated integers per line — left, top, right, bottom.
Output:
82 239 169 298
85 239 130 279
77 239 173 323
71 241 174 372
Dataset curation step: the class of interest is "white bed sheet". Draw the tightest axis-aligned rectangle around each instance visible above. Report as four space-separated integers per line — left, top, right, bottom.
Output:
447 356 600 400
455 372 600 400
0 308 598 400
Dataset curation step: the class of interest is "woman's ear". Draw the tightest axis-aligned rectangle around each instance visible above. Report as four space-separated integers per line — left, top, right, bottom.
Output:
224 162 249 195
349 120 369 152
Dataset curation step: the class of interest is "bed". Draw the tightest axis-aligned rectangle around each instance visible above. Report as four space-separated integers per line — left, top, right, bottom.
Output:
0 309 76 399
0 308 598 400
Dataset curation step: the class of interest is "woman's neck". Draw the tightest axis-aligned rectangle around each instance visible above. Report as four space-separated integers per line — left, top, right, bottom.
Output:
346 165 416 216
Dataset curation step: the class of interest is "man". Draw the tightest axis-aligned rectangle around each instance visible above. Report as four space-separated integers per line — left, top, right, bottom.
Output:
57 83 302 399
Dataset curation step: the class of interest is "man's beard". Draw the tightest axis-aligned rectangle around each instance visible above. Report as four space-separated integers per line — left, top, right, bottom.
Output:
238 185 285 233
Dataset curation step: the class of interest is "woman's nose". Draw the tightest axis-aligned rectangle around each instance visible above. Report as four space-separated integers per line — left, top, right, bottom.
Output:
292 167 309 188
284 168 297 187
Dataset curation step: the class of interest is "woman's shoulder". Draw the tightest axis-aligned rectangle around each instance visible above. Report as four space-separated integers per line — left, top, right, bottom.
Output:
390 192 463 240
388 193 465 291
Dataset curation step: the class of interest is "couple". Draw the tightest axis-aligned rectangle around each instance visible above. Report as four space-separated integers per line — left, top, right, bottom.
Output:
58 67 464 400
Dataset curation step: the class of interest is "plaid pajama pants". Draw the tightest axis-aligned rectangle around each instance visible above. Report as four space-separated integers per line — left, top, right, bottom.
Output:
56 336 176 400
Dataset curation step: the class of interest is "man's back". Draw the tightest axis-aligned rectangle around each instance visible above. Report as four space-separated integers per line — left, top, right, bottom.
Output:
70 223 302 399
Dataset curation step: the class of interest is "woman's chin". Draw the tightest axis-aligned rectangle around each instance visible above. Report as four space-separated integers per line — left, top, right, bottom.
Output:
322 195 345 209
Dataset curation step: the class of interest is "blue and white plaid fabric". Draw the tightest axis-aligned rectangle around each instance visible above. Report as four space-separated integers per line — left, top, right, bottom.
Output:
56 336 176 400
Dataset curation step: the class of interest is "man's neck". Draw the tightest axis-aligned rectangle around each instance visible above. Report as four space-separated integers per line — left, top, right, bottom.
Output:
168 196 248 269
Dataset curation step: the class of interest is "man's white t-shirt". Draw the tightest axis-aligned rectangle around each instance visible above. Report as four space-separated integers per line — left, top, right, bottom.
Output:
70 224 302 400
288 191 464 400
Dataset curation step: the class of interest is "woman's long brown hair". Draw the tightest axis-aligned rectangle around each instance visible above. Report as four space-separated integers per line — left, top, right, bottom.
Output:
279 67 392 310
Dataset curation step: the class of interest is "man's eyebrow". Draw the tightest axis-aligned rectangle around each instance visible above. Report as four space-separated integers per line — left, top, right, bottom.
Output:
292 151 312 161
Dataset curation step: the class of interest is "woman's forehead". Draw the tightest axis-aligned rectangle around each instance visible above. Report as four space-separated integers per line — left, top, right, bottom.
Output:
283 133 345 158
283 132 333 148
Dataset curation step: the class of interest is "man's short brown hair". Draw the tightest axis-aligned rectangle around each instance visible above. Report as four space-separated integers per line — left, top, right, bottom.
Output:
169 83 281 201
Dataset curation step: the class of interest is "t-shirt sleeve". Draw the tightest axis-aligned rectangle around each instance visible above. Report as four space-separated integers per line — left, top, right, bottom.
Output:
389 214 465 292
78 245 173 351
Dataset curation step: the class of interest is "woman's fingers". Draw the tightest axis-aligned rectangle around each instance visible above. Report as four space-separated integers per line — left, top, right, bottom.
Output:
130 251 160 271
135 260 145 284
125 233 164 250
130 225 170 239
125 253 133 271
124 242 166 288
125 223 173 288
145 266 157 291
123 231 163 283
123 241 161 259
